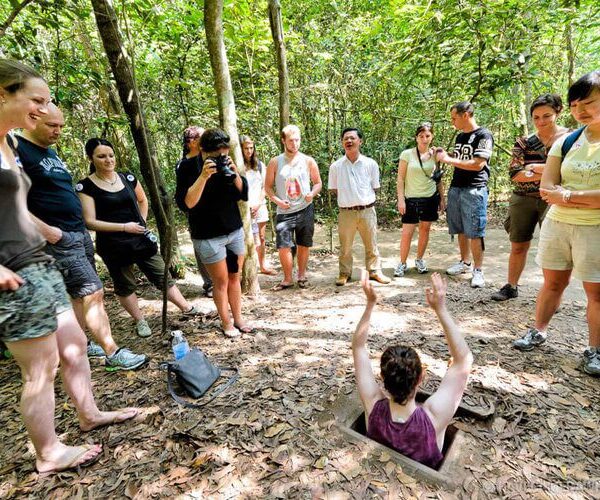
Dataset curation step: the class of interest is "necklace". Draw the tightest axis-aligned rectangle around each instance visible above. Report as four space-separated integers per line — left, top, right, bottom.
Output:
95 172 118 186
537 128 561 151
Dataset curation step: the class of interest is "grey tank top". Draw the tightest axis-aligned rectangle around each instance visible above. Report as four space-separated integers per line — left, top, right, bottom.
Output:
275 153 311 215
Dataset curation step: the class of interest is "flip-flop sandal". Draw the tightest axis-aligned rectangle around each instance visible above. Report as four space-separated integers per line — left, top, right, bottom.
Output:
234 324 255 334
297 279 309 289
272 282 294 291
37 444 102 477
222 326 241 338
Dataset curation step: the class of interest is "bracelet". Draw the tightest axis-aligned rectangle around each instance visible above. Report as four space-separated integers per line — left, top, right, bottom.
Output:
122 223 126 232
562 190 572 203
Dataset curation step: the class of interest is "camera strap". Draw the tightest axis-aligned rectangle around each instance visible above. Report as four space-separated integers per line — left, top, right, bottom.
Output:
119 173 147 227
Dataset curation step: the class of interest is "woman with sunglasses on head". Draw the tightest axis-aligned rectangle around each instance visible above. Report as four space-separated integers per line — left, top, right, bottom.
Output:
395 122 445 277
0 59 138 475
77 138 200 338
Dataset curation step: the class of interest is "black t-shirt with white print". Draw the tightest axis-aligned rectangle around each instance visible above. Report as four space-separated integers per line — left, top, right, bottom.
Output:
450 127 494 188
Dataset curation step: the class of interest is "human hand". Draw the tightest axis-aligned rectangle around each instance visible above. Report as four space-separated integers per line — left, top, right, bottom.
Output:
123 222 146 234
250 205 259 218
200 158 218 180
0 265 24 291
360 269 378 304
46 226 63 245
436 149 452 164
397 199 406 215
226 156 238 173
540 185 566 205
277 199 291 210
425 272 447 311
304 192 314 203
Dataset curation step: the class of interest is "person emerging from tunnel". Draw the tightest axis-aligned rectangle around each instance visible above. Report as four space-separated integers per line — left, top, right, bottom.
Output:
352 271 473 469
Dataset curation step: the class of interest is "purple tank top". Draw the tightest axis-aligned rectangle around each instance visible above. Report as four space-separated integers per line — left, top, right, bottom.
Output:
367 399 443 469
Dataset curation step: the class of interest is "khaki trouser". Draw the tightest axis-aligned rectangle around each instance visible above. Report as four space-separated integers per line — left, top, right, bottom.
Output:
338 206 381 277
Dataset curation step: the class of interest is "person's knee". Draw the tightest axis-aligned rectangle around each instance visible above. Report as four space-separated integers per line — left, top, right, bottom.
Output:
545 278 569 292
22 351 59 384
84 289 105 304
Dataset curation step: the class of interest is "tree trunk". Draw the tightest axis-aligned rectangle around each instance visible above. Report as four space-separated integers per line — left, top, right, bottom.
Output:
204 0 260 296
267 0 290 134
91 0 174 333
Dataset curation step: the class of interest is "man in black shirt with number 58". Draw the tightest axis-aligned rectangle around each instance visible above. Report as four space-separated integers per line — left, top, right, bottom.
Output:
436 101 494 288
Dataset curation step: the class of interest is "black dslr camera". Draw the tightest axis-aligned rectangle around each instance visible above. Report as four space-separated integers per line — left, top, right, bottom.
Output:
214 154 235 177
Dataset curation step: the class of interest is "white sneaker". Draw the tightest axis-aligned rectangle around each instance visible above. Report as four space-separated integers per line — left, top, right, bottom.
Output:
394 262 408 277
446 260 473 276
471 268 485 288
415 258 428 274
136 319 152 338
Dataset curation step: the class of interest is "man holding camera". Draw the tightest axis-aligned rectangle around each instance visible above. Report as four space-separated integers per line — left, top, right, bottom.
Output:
265 125 322 290
329 127 390 286
16 103 147 370
436 101 494 288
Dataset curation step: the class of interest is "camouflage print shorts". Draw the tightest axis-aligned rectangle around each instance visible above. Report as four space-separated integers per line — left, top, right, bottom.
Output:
0 262 72 343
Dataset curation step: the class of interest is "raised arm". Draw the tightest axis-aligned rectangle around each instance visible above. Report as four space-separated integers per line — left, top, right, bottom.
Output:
422 273 473 433
184 158 216 209
352 270 385 417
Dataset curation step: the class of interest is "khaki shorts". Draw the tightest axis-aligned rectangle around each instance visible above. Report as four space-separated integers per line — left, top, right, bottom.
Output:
536 218 600 282
504 193 548 243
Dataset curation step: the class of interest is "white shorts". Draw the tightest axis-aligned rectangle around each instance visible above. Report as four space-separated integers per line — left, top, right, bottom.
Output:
536 218 600 282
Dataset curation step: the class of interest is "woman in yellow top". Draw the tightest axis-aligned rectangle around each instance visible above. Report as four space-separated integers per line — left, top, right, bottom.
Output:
513 71 600 376
395 122 445 277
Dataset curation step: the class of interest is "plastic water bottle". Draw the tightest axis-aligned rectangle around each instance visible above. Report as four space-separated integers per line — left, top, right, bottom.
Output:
171 330 190 360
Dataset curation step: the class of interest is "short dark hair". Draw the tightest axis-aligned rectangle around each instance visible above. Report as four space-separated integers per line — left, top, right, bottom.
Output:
450 101 474 116
85 137 115 174
415 122 433 137
380 345 422 405
530 93 563 116
568 71 600 105
200 128 230 153
341 127 363 140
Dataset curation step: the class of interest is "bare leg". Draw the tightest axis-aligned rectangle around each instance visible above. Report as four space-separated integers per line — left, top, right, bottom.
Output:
507 241 531 287
297 245 310 281
54 309 138 431
416 221 432 259
77 290 117 356
457 233 471 263
205 259 233 329
470 237 484 269
117 293 144 321
6 333 102 473
399 224 416 263
278 247 294 285
535 268 571 332
228 254 246 327
166 285 191 312
257 222 274 273
583 282 600 347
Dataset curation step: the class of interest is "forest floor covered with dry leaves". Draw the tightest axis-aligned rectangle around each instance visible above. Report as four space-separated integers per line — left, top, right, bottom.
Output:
0 222 599 499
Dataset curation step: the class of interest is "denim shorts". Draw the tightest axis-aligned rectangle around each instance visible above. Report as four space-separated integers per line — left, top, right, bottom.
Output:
193 227 246 265
0 262 72 342
275 204 315 249
446 186 488 238
46 230 103 298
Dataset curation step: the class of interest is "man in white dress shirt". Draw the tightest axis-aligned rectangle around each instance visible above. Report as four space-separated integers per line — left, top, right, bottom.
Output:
328 128 390 286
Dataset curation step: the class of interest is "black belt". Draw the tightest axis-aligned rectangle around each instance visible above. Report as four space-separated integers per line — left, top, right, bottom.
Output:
340 202 375 211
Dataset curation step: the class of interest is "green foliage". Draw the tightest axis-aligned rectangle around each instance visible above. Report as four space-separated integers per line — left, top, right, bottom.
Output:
1 0 599 222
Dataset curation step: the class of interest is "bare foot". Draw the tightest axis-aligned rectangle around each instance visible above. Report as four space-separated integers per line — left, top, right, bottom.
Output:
36 443 102 475
260 268 277 275
79 408 139 432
